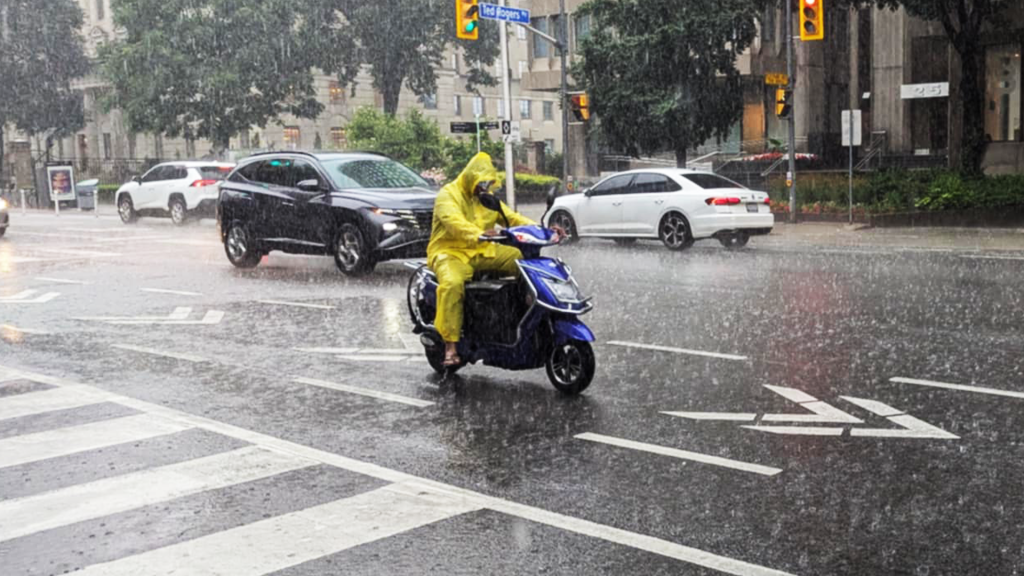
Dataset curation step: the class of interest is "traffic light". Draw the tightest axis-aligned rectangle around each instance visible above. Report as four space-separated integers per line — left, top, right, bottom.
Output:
569 93 590 122
456 0 479 41
799 0 825 41
775 88 792 118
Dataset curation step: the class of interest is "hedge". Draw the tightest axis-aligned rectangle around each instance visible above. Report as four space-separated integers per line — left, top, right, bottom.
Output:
497 172 561 201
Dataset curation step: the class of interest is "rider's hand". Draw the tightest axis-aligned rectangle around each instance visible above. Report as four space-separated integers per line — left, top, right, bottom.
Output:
550 225 566 242
482 229 502 237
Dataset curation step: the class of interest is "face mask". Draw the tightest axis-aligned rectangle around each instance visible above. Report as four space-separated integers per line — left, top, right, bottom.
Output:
474 181 494 196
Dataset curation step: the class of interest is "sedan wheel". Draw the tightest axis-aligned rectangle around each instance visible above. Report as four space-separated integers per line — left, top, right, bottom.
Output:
719 232 750 250
118 195 137 224
659 212 693 251
334 223 375 276
224 223 261 268
550 211 578 243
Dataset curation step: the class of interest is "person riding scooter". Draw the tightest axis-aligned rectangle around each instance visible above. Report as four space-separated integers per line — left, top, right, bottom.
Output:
427 152 563 367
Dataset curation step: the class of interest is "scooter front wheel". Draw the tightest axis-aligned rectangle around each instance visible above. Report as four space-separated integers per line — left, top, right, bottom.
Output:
546 340 595 395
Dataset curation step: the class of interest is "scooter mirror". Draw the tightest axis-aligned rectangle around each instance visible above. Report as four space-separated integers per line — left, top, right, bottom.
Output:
545 186 556 208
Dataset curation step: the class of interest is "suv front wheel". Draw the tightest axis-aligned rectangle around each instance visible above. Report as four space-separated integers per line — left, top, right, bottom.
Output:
333 223 375 276
224 222 261 268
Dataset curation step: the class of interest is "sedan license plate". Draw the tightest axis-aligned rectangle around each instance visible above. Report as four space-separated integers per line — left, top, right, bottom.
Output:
746 203 760 213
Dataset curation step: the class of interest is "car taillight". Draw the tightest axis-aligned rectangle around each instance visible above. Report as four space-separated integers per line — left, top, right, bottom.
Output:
191 179 219 187
764 197 772 204
705 197 741 206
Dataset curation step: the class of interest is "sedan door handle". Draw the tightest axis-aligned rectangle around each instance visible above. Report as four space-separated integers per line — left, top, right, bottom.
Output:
654 200 664 205
612 202 622 206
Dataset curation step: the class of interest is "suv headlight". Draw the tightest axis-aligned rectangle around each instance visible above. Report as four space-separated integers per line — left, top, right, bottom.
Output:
541 276 581 301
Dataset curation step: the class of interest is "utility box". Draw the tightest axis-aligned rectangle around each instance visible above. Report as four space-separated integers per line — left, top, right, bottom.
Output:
76 179 99 211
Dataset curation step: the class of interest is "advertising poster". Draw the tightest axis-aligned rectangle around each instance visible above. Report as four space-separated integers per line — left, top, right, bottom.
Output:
47 165 76 202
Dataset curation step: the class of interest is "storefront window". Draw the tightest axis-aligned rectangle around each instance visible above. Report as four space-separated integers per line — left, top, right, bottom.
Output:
985 43 1021 142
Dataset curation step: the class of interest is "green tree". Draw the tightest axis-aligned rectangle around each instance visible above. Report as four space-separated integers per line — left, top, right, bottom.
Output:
0 0 89 176
573 0 761 166
99 0 327 157
347 107 446 171
316 0 501 116
863 0 1012 174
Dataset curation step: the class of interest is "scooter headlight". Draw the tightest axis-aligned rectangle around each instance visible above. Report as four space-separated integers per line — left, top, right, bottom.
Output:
541 276 581 302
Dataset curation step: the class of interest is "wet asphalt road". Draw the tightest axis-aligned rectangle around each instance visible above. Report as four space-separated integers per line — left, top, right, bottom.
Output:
2 210 1024 575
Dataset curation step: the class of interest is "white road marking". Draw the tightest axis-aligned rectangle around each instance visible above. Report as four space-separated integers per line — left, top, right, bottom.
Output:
608 341 748 361
0 290 37 300
293 347 360 354
0 291 61 304
0 414 190 469
256 299 336 310
33 277 91 285
76 306 194 322
0 324 50 336
338 354 410 362
841 396 958 439
891 376 1024 400
140 287 204 296
293 376 434 407
0 387 100 421
111 344 209 363
665 385 863 424
358 348 417 355
741 426 845 436
0 446 312 542
158 238 222 247
959 254 1024 261
72 482 480 576
0 364 796 576
35 248 122 257
575 432 782 477
80 307 225 325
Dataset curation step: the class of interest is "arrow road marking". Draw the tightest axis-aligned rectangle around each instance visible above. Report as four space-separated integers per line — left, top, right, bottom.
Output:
663 385 863 424
0 290 61 304
840 396 958 439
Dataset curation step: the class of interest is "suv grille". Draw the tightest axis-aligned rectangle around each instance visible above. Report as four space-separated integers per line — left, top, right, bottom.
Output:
393 209 434 231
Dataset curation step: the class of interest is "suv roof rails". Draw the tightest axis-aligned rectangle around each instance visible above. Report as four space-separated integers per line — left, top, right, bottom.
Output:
243 150 390 160
243 150 319 159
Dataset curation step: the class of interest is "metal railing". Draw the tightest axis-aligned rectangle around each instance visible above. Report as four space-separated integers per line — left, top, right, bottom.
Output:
854 131 887 171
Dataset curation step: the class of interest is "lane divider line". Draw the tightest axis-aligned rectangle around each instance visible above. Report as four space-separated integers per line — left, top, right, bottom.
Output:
575 432 783 477
293 376 434 408
891 376 1024 400
608 341 748 361
141 288 204 296
257 300 336 310
111 344 210 363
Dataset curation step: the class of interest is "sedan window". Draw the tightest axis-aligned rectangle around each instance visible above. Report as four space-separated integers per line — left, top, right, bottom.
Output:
681 173 746 189
322 158 430 190
632 173 682 194
589 174 633 196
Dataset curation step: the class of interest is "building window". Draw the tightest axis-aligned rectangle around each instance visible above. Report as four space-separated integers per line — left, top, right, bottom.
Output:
454 95 462 116
543 101 554 121
452 53 460 73
985 43 1021 142
498 98 505 118
532 17 549 59
102 133 112 160
574 14 591 49
545 139 555 153
96 0 105 21
419 93 438 110
518 60 528 79
473 96 484 117
520 99 532 119
283 126 300 149
551 15 564 46
329 81 344 104
330 127 346 149
516 25 526 41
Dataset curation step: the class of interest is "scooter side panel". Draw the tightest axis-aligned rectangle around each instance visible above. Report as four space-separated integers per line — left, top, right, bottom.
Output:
553 318 595 344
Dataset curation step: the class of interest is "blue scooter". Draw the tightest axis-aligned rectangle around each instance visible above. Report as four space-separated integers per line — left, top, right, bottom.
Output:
406 193 596 395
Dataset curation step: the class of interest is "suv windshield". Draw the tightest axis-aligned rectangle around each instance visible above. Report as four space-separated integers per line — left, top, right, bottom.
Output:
680 173 746 190
322 158 430 190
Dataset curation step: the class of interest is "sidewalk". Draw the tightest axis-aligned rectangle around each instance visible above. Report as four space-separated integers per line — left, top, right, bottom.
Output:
516 202 1024 252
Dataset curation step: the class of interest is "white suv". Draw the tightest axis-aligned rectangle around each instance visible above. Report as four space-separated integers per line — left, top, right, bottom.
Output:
116 161 234 225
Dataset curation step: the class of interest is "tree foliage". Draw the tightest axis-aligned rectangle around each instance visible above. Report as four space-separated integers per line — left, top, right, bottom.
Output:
315 0 501 116
99 0 327 155
574 0 761 166
0 0 90 146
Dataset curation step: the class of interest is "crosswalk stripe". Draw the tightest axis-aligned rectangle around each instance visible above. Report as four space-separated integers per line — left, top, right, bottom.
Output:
0 446 312 543
0 414 190 469
72 481 479 576
0 387 102 421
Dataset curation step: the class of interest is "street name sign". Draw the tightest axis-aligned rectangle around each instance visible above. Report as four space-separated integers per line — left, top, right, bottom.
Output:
450 121 499 134
478 3 530 24
764 73 789 86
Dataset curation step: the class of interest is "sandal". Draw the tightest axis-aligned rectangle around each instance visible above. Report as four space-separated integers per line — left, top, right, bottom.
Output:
443 350 462 367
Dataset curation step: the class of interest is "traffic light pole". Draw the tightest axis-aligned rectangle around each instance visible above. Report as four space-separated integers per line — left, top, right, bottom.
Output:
559 0 569 193
786 0 798 223
499 0 516 210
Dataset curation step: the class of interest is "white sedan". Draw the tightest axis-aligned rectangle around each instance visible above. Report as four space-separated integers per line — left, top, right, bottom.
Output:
544 169 774 250
115 161 234 225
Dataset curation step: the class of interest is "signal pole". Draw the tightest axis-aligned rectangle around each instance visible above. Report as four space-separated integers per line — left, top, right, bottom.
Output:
499 0 516 209
786 0 797 223
559 0 569 192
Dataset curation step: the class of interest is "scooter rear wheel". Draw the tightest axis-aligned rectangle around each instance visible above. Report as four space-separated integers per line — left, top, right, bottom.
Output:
546 340 595 395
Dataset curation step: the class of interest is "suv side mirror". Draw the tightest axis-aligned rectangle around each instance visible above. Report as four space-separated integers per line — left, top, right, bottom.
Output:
132 175 142 184
296 179 322 192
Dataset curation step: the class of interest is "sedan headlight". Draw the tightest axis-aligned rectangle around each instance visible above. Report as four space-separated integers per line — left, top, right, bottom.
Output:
541 276 581 302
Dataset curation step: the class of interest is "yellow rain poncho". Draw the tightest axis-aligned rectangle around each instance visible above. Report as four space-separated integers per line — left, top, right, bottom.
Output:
427 153 534 342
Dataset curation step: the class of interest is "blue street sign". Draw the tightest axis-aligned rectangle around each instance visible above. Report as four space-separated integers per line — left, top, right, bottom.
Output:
478 3 530 24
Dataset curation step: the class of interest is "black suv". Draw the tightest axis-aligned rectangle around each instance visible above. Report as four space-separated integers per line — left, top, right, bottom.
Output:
218 151 436 275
